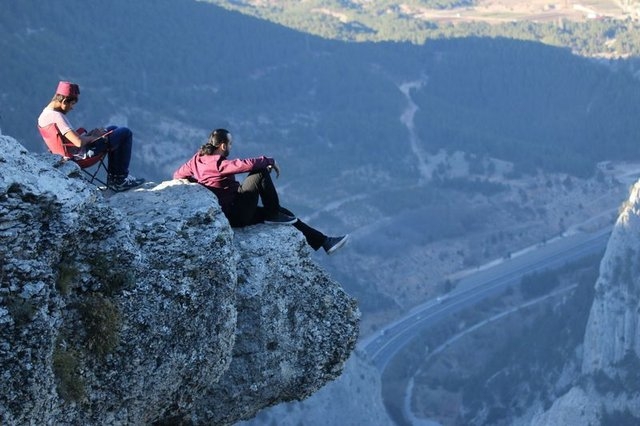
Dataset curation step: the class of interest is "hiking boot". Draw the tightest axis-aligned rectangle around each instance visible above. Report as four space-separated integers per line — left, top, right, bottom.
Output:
264 211 297 225
323 234 349 255
108 174 145 192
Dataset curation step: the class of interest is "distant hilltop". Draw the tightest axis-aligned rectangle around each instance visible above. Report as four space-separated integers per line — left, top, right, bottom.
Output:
204 0 640 56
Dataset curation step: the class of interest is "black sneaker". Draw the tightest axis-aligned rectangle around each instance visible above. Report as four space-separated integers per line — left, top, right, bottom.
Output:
323 235 349 255
108 174 145 192
264 211 297 225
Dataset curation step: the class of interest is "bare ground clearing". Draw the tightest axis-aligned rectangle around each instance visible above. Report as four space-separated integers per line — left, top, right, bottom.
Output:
402 0 634 25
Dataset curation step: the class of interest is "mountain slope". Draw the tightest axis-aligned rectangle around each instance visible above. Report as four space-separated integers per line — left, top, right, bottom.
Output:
2 0 640 185
4 0 640 342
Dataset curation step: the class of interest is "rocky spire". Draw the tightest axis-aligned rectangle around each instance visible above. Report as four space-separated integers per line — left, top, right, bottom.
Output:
582 181 640 375
532 179 640 425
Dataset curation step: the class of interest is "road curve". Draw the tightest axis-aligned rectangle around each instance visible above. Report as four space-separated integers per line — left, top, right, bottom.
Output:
359 227 611 370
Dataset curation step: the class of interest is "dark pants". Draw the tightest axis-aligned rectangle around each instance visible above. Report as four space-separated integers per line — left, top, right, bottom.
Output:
89 125 133 176
226 169 327 250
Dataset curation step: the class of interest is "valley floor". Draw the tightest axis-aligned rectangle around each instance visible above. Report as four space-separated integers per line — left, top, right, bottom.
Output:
358 159 638 337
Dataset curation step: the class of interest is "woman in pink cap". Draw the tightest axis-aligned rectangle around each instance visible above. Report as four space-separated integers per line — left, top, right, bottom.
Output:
38 81 145 191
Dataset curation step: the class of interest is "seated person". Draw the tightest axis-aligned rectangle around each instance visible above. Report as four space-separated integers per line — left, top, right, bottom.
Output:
38 81 144 191
173 128 349 255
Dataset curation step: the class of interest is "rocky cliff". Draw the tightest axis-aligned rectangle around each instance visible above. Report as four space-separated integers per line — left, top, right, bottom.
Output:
531 180 640 425
582 182 640 375
239 351 392 426
0 135 359 425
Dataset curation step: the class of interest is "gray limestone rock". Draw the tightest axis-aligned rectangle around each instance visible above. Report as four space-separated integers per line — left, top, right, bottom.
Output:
531 179 640 425
0 135 359 425
582 181 640 375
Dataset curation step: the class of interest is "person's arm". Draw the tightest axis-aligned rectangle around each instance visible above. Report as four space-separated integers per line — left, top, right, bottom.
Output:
62 129 85 148
220 156 275 174
43 109 90 148
62 128 110 148
173 157 195 180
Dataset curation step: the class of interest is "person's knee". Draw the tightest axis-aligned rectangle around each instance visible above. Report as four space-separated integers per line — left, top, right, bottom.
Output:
246 168 272 184
259 168 271 178
111 126 132 139
108 127 133 150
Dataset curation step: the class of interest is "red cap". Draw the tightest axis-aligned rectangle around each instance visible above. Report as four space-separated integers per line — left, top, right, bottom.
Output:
56 81 80 97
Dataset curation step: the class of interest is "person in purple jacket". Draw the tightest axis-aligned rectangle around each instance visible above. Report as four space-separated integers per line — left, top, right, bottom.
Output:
173 128 349 255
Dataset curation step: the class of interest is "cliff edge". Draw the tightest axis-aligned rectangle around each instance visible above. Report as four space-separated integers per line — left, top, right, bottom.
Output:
0 135 359 425
532 179 640 425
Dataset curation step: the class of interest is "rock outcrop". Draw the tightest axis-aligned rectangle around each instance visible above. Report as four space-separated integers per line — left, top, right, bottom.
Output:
582 182 640 375
532 180 640 425
0 135 359 425
239 351 393 426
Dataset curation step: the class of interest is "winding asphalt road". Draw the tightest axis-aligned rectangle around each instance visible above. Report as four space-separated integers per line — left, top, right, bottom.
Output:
359 227 611 371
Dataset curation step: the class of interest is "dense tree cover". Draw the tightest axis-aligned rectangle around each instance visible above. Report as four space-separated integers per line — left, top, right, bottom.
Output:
204 0 640 57
395 256 600 424
410 37 640 176
457 258 599 423
3 0 640 183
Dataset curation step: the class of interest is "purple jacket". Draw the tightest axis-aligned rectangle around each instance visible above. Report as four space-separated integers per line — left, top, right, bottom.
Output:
173 153 274 210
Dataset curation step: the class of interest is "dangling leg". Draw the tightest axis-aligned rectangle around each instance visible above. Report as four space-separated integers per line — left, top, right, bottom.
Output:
231 171 348 252
278 207 327 250
279 207 349 253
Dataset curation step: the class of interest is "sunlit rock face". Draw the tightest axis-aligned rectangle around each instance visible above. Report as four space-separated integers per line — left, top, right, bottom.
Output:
532 180 640 425
0 135 359 425
582 181 640 375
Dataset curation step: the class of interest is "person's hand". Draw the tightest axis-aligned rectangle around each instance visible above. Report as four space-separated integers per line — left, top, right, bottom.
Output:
268 162 280 178
88 128 107 137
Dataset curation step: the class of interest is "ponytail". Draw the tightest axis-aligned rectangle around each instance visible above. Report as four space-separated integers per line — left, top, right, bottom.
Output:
199 128 232 156
198 143 217 156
